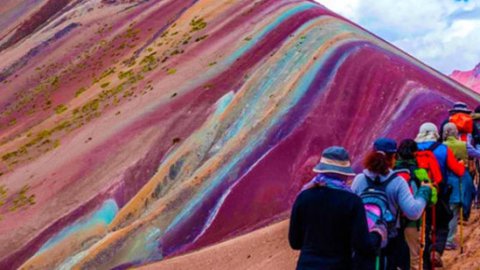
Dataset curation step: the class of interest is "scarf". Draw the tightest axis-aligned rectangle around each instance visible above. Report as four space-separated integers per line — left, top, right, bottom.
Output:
302 174 352 193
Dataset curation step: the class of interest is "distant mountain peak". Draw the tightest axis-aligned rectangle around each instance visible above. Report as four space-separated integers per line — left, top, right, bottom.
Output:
450 61 480 92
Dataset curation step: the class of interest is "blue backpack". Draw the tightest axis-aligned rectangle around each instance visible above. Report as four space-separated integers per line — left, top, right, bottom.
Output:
360 174 398 237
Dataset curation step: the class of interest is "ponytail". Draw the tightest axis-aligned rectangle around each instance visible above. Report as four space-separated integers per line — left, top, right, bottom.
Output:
364 151 395 175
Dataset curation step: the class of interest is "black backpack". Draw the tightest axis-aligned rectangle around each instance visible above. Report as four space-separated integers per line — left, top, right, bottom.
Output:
360 173 398 237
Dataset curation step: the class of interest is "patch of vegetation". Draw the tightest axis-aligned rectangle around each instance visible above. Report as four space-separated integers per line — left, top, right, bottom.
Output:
54 104 68 114
195 35 208 42
8 119 16 127
75 87 87 97
100 82 111 88
0 185 7 207
49 76 60 88
190 17 207 32
203 84 214 90
140 52 159 72
118 69 134 80
9 184 35 211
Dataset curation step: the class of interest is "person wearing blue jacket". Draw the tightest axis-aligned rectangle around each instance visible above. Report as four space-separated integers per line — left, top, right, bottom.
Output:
415 122 465 267
289 146 385 270
442 123 480 250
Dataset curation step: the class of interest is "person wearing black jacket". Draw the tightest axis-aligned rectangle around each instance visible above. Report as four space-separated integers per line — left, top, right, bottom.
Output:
289 146 384 270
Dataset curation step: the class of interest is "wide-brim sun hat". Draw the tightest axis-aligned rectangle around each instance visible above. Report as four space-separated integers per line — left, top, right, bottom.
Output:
419 122 438 134
415 122 440 142
313 146 355 176
449 102 472 114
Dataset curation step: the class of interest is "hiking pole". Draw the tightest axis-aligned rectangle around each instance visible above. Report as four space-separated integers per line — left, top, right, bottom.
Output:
459 177 464 254
431 205 436 270
475 163 480 209
419 210 426 270
459 204 464 254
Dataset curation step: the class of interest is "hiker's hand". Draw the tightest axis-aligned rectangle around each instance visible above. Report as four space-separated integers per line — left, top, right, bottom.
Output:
370 223 388 249
416 184 433 204
421 181 432 188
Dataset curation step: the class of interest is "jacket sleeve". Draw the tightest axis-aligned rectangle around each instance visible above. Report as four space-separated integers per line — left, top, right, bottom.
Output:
351 174 363 195
446 147 465 176
351 197 380 256
428 154 443 185
288 195 304 250
467 142 480 159
396 178 427 220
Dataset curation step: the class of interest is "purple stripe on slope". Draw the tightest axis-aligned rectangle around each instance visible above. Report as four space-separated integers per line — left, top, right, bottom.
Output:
181 43 480 256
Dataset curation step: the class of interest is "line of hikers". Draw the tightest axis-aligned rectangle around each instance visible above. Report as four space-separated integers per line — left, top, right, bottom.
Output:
289 102 480 270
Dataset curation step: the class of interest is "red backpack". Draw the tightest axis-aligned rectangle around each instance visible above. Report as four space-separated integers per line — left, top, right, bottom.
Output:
450 113 473 141
415 142 442 185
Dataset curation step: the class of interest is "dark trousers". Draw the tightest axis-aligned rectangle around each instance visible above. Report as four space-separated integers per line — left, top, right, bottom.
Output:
422 195 452 269
354 232 410 270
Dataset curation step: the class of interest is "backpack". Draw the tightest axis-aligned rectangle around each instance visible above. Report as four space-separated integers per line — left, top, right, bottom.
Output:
450 113 473 141
360 173 398 238
395 161 421 192
415 142 443 185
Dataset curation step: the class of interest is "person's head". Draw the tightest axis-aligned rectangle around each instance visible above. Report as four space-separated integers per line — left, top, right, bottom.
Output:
475 105 480 114
364 138 397 175
415 122 439 143
313 146 355 181
449 102 472 115
397 139 418 160
443 122 458 140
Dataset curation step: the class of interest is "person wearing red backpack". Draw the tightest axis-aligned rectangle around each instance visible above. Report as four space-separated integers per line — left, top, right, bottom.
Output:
415 123 465 269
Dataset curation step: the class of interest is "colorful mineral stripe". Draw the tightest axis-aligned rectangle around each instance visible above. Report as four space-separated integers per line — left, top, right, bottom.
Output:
0 0 478 269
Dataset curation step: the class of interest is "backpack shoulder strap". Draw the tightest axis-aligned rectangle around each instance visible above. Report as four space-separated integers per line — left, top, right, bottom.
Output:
364 173 397 191
427 142 442 152
364 175 376 187
380 173 398 187
394 168 410 174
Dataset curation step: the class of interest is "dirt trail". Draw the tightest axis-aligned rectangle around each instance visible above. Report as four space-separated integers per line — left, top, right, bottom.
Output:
139 210 480 270
136 220 299 270
443 209 480 269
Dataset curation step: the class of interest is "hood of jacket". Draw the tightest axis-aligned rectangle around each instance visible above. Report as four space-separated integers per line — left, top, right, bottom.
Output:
363 169 396 182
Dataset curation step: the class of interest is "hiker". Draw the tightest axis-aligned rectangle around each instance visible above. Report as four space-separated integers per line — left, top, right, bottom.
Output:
415 122 465 268
442 123 479 250
440 102 479 144
472 105 480 147
446 103 480 221
472 106 480 209
351 138 432 270
289 146 385 270
395 139 433 270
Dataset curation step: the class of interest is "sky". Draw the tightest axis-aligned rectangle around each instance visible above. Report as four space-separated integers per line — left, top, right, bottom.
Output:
315 0 480 74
